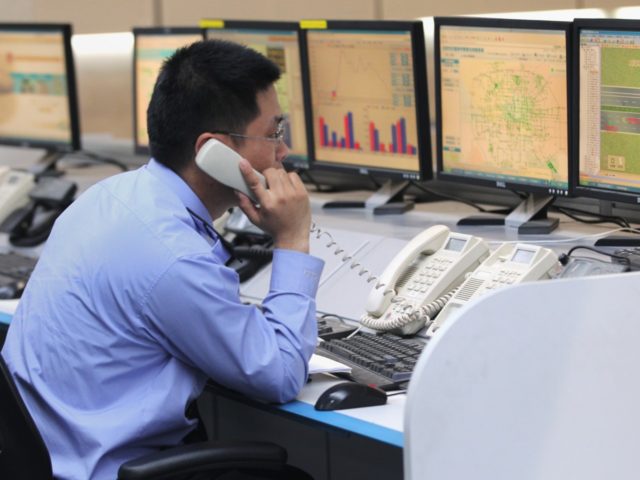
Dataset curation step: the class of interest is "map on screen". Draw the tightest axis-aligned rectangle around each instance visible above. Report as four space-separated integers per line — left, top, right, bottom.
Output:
439 25 569 191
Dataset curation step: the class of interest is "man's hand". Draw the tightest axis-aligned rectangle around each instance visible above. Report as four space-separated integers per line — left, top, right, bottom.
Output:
236 158 311 253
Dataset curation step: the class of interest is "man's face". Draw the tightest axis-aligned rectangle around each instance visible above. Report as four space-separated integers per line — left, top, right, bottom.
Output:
234 85 289 173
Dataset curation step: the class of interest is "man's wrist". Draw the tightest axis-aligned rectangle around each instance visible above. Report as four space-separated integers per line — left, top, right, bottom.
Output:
273 237 309 253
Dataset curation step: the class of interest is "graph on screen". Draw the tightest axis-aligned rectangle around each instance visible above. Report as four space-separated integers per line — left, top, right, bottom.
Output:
307 30 420 175
579 29 640 194
439 25 569 191
205 28 308 164
0 29 72 145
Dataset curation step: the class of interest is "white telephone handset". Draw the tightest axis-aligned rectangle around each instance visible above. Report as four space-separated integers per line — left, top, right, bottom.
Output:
428 242 559 336
362 225 490 336
195 138 266 203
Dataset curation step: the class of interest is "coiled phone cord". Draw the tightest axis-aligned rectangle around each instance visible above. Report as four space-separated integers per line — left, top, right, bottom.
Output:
359 288 457 332
310 222 395 298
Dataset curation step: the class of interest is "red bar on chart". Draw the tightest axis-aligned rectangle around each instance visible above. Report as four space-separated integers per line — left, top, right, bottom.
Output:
396 120 403 154
369 122 376 151
319 117 326 146
344 115 351 149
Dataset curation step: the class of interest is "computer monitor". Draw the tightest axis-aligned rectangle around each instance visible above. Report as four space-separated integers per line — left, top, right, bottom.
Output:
133 27 203 155
573 19 640 246
434 17 572 234
0 23 80 168
203 20 310 170
301 20 431 213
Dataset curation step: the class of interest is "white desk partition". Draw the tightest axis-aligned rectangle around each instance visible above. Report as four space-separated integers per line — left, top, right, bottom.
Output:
404 271 640 480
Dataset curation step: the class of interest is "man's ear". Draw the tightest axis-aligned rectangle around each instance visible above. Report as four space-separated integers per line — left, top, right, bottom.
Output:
194 132 233 155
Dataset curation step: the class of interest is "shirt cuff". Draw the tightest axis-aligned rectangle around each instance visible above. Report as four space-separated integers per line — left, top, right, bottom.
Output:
269 249 324 297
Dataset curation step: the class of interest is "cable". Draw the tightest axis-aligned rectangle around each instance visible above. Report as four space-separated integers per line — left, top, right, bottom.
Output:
409 180 507 213
310 222 395 298
73 151 129 172
559 245 631 269
367 173 383 189
484 227 640 247
297 170 327 192
553 205 631 229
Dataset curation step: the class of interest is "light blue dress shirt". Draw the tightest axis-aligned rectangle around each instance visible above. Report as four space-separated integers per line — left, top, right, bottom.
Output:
1 159 324 480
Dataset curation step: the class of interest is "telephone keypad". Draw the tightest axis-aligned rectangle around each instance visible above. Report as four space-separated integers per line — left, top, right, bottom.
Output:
405 256 454 295
485 269 521 290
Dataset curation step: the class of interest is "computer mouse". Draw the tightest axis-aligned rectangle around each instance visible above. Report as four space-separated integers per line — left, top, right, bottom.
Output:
314 382 387 411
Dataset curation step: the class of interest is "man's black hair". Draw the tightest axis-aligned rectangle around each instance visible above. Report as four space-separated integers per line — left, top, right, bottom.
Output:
147 39 281 172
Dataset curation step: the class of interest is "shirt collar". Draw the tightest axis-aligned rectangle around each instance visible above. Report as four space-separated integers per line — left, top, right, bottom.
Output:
145 158 213 226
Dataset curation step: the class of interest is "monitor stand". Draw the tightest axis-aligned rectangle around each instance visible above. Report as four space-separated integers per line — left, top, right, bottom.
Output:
322 179 414 215
457 193 559 234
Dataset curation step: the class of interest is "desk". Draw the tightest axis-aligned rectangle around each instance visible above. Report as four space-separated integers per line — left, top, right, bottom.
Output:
217 193 623 480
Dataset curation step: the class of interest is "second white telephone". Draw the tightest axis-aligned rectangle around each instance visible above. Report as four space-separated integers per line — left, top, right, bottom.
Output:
426 242 559 336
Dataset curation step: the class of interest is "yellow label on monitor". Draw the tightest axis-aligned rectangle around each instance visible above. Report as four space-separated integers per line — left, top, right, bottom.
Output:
300 20 327 30
200 19 225 29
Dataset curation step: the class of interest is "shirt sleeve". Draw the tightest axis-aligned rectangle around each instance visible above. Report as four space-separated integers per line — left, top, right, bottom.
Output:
141 247 324 403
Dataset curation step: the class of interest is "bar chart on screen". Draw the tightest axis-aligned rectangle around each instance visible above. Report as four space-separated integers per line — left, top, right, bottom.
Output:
307 29 420 172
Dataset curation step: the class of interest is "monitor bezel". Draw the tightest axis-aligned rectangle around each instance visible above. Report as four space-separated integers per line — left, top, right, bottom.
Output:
572 18 640 205
203 20 311 170
300 20 432 182
132 26 204 155
434 16 573 197
0 22 81 153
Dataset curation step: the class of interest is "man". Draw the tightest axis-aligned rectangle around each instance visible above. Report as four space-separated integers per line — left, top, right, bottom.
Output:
2 40 324 479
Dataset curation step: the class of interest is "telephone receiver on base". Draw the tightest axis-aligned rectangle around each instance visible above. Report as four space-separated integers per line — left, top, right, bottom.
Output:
362 225 491 336
195 139 266 203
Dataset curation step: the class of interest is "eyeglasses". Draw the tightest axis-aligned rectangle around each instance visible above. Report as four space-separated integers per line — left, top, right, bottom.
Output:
217 120 286 146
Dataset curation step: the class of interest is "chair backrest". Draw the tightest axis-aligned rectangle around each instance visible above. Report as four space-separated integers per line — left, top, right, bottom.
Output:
0 355 52 478
404 272 640 480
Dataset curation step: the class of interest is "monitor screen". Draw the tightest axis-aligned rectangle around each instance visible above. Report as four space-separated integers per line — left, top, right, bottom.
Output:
204 21 309 170
302 21 431 181
435 18 571 197
574 19 640 204
0 23 80 152
133 28 203 154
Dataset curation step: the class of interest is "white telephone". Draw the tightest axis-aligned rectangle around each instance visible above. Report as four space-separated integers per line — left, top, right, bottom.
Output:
427 242 559 336
361 225 491 336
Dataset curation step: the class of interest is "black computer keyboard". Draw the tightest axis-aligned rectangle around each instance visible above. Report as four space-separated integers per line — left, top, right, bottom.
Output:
316 331 426 388
0 252 37 298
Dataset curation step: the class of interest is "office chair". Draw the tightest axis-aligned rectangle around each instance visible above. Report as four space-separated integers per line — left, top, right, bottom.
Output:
0 356 311 479
404 272 640 480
